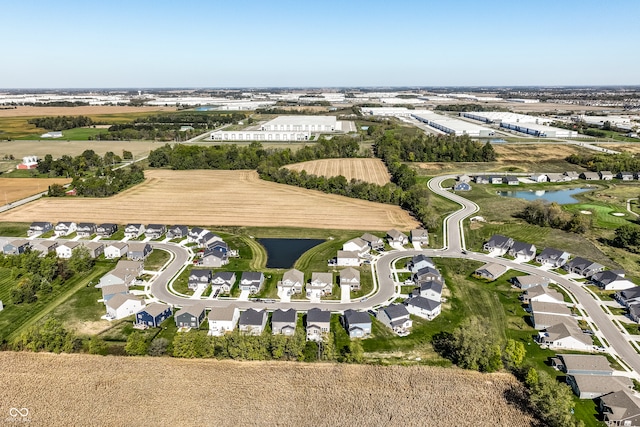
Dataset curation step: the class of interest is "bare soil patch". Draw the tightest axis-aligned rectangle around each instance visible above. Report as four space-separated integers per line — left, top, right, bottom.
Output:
0 178 71 203
0 106 175 118
0 352 535 427
0 169 418 231
285 158 391 185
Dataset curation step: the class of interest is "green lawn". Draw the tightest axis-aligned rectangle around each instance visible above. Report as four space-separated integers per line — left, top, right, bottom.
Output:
48 281 107 333
0 222 30 236
144 248 171 270
17 127 107 141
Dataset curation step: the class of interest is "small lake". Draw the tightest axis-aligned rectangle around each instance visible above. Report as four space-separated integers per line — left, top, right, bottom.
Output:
496 188 591 204
258 238 325 269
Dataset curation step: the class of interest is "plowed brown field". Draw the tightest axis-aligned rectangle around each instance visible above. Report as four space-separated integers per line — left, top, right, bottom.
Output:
0 352 535 427
0 178 71 203
285 158 391 185
0 170 418 231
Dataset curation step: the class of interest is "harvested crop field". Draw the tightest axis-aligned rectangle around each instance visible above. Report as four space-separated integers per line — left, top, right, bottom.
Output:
0 169 418 231
0 105 175 118
0 352 535 427
285 158 391 185
0 177 71 203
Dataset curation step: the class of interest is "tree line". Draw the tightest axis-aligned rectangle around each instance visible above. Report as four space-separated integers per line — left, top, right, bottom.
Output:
28 115 94 131
566 152 640 173
518 200 591 234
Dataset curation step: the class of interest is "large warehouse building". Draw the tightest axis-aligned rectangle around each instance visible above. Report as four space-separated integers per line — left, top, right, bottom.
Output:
260 115 340 132
210 115 345 141
211 130 310 141
411 111 495 137
360 107 413 117
499 122 578 138
460 112 553 125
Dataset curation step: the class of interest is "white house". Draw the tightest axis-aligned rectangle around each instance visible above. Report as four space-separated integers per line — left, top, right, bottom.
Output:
124 224 145 239
537 321 594 352
105 294 145 320
54 222 77 237
55 241 82 259
104 242 128 259
336 250 360 267
342 238 370 257
591 271 636 291
208 306 240 336
530 174 548 183
405 296 441 320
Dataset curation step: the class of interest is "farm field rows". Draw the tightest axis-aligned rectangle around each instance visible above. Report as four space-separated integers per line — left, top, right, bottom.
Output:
0 352 535 426
0 169 419 231
285 158 391 185
0 177 71 203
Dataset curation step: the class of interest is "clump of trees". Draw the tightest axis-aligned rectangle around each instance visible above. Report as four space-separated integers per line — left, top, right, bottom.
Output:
566 152 640 173
13 318 81 353
611 224 640 253
28 115 94 131
518 201 591 234
525 368 583 427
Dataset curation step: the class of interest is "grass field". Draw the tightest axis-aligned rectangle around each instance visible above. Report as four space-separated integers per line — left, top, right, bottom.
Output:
0 177 72 203
0 352 536 427
0 170 419 231
16 127 107 141
284 158 391 185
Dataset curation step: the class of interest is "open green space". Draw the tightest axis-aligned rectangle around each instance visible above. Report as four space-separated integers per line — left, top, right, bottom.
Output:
144 248 171 270
17 127 106 141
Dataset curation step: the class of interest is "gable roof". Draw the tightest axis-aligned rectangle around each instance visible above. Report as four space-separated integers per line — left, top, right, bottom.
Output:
569 375 633 395
382 304 409 319
405 296 441 311
419 280 443 294
106 293 141 310
190 269 211 279
106 242 128 250
510 240 536 256
239 308 266 326
526 285 563 301
208 305 238 322
307 308 331 324
101 284 128 298
60 241 82 250
344 237 368 248
360 233 382 243
475 262 508 277
566 257 604 272
600 390 640 422
311 272 333 284
337 250 359 259
560 354 613 374
241 272 264 282
282 268 304 284
128 242 151 252
140 302 171 317
537 247 570 260
514 275 548 287
272 308 297 323
212 271 235 282
531 301 572 316
485 234 512 249
176 303 206 318
340 267 360 281
543 322 592 346
387 229 407 239
592 270 630 286
344 309 371 325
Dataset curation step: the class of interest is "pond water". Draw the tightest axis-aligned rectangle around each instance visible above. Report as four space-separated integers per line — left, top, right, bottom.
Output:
258 238 325 269
496 187 591 205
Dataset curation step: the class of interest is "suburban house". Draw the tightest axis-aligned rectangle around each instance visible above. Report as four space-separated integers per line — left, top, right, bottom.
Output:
386 229 408 246
174 303 206 329
207 305 240 336
474 175 490 184
3 239 30 255
82 241 104 258
530 174 548 183
272 308 297 336
56 241 82 259
599 390 640 426
618 172 634 181
28 222 53 237
564 171 580 180
474 262 508 281
564 257 605 277
453 182 471 191
512 275 550 290
135 302 172 328
124 224 145 239
101 284 129 302
116 260 144 275
508 240 537 262
239 272 265 294
483 234 514 255
567 375 633 399
504 176 519 186
408 254 435 273
76 222 96 237
104 242 128 259
211 272 236 294
599 171 614 180
307 272 333 298
405 296 441 320
97 268 135 288
336 250 361 267
532 311 578 330
339 267 361 291
489 176 503 184
360 233 384 251
238 309 268 335
523 285 565 304
418 280 443 300
342 238 370 257
530 300 572 316
555 354 613 376
188 269 212 291
188 227 222 248
144 224 166 239
458 174 471 183
127 242 152 261
591 271 636 291
306 308 331 342
105 294 145 320
30 240 58 256
546 173 568 183
537 321 593 351
54 221 77 237
199 246 229 268
413 266 443 284
377 304 412 335
629 303 640 323
615 287 640 309
96 223 118 237
410 229 429 245
278 268 304 295
343 310 372 339
536 247 571 268
580 172 600 181
166 225 189 239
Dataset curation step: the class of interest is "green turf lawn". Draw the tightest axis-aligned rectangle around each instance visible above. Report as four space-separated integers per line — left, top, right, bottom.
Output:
144 248 171 270
17 127 107 141
0 222 30 236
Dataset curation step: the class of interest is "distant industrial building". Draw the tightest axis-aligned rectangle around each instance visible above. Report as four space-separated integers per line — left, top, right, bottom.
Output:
411 111 495 137
211 115 346 141
211 130 310 141
507 98 540 103
499 121 578 138
360 107 413 117
460 112 553 125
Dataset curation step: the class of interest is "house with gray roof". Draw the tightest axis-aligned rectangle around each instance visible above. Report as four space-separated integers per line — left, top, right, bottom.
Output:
408 254 435 273
413 266 442 284
474 262 508 281
54 221 77 237
306 308 331 342
96 223 117 237
238 309 268 335
418 280 442 300
105 294 144 320
386 229 408 245
537 321 593 351
76 222 96 237
307 272 333 298
512 274 549 290
199 246 229 267
580 172 600 181
104 242 128 259
508 240 536 262
535 247 571 268
504 176 519 186
564 171 580 180
615 287 640 307
564 257 605 277
127 242 152 261
272 308 297 336
339 267 360 291
568 375 633 399
591 271 636 291
3 239 30 255
360 233 384 251
30 240 58 256
599 171 614 180
405 296 441 320
546 173 569 183
533 313 578 331
135 302 172 328
474 175 490 184
599 390 640 426
166 225 189 239
523 285 564 304
212 272 236 294
618 172 634 181
377 304 412 335
557 354 613 376
410 228 429 245
277 268 304 296
188 269 212 291
144 224 166 239
207 305 240 336
101 284 129 302
240 272 265 294
343 310 372 338
28 221 52 237
336 250 360 267
489 175 503 184
124 223 145 239
56 241 82 259
174 303 206 329
82 241 104 259
483 235 514 255
342 237 370 257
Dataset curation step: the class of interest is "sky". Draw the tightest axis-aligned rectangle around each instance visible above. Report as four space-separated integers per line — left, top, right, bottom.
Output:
1 0 639 88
